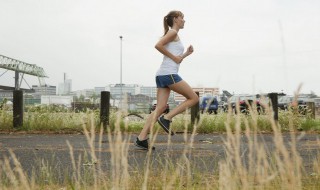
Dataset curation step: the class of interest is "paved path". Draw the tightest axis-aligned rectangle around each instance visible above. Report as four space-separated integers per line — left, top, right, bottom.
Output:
0 133 319 179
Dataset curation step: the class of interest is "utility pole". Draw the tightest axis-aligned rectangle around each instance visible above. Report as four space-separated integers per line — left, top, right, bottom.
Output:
279 20 288 93
119 35 123 110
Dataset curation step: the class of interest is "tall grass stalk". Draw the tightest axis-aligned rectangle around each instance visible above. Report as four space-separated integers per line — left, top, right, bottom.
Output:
141 112 157 190
218 97 306 189
107 111 131 189
0 104 320 189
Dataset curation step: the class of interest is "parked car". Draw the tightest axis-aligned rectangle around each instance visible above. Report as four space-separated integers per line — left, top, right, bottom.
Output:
278 96 294 110
149 100 169 114
224 95 262 114
278 95 313 114
199 96 219 114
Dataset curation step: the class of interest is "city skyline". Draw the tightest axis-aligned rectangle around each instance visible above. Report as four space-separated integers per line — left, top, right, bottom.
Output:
1 68 318 97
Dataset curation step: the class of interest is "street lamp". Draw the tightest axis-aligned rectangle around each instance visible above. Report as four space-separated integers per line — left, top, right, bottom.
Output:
119 35 123 109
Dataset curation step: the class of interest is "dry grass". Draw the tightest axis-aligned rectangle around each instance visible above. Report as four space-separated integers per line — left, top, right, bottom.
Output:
0 102 320 189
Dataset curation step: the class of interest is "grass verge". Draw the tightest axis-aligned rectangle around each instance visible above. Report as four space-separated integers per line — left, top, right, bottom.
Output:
0 104 320 189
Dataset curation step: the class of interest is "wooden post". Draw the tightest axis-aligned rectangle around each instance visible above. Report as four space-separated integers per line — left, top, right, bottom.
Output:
100 91 110 128
191 92 200 126
307 102 315 119
13 90 23 128
268 93 278 121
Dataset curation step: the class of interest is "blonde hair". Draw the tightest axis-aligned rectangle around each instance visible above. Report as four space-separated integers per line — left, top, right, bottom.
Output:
163 10 183 36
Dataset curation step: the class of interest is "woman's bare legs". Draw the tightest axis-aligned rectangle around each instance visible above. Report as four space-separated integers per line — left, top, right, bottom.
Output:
138 87 171 140
138 80 198 140
165 80 198 120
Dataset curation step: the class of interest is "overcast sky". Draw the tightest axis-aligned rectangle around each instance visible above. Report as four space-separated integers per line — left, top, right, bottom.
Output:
0 0 320 96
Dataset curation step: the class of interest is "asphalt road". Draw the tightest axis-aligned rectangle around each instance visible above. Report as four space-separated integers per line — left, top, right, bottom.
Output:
0 132 319 181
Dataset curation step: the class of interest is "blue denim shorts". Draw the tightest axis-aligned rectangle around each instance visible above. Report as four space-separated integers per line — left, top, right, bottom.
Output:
156 74 183 88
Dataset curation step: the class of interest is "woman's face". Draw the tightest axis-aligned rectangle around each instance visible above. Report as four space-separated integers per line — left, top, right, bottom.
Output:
174 15 185 29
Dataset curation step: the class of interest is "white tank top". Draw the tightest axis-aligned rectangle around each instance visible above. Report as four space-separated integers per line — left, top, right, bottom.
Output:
156 31 184 76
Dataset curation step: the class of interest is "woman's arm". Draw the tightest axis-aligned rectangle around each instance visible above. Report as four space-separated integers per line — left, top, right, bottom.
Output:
155 30 183 64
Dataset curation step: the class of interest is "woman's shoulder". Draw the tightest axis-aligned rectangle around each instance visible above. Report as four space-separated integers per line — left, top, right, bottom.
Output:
166 29 179 41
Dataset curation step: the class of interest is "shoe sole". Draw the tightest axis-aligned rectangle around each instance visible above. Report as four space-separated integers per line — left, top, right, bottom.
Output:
134 142 155 150
134 142 148 150
157 118 175 136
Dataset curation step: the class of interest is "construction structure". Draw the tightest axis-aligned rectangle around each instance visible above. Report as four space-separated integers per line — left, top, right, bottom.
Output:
0 54 48 127
0 54 47 90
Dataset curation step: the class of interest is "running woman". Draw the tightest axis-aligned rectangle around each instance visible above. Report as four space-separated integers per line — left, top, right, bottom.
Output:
135 10 198 150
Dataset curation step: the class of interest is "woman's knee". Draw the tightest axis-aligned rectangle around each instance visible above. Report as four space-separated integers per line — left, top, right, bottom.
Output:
192 96 199 105
189 93 199 105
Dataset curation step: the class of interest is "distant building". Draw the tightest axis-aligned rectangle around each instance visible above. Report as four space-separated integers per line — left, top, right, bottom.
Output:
174 87 219 104
127 94 153 112
41 95 73 107
105 84 174 102
0 90 13 101
58 73 72 95
58 79 72 95
94 87 106 95
127 94 153 104
140 86 158 99
106 84 139 100
74 89 95 98
31 85 57 99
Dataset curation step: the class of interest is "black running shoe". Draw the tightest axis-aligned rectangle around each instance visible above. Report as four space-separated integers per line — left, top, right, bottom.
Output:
157 115 175 135
134 137 155 150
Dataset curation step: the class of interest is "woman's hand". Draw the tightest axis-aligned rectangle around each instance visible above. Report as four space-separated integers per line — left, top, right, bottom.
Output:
179 45 194 63
186 45 194 56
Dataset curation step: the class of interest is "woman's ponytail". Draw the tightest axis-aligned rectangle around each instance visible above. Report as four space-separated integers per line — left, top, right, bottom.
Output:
162 10 183 36
163 16 169 36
